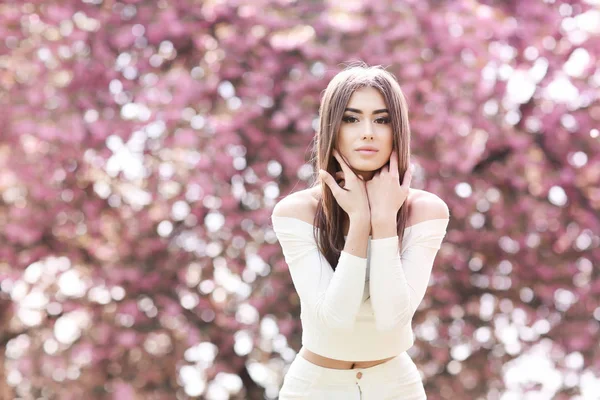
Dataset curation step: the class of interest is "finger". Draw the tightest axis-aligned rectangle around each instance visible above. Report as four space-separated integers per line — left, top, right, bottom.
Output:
332 149 355 179
401 167 412 188
380 156 391 176
389 150 399 177
380 162 390 176
319 169 343 196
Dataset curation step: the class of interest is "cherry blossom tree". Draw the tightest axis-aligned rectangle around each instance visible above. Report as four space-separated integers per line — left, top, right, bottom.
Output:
0 0 598 399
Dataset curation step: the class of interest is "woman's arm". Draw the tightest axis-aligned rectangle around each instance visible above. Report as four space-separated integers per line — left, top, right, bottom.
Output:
342 214 371 258
271 194 370 331
368 196 450 331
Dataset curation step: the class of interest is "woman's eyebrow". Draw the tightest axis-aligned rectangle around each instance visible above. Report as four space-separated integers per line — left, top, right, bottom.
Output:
344 107 389 114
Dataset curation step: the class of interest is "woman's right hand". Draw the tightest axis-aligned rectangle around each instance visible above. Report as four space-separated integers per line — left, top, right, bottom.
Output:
319 149 370 220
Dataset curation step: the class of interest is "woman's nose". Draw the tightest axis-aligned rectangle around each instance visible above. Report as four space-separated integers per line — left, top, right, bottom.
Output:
362 121 374 139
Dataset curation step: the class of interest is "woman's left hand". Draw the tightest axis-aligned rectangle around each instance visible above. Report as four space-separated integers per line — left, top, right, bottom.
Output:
365 150 412 219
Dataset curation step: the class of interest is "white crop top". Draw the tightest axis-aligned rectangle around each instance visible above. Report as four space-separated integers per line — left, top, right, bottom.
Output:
271 215 450 361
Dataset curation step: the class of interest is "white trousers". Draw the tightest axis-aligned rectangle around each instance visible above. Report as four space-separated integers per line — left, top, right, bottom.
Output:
278 351 427 399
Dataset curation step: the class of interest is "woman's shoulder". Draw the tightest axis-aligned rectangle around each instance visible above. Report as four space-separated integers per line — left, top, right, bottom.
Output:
271 186 319 225
406 189 450 226
272 186 449 227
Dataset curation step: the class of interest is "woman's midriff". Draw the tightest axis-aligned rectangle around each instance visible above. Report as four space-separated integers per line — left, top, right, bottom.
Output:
299 346 396 370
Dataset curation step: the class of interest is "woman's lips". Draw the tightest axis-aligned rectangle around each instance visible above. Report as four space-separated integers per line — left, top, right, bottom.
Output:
356 150 378 156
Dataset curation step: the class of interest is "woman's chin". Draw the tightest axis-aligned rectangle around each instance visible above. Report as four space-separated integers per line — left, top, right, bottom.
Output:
350 163 385 173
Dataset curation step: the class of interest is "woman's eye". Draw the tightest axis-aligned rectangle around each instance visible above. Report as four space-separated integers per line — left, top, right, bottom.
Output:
342 116 390 124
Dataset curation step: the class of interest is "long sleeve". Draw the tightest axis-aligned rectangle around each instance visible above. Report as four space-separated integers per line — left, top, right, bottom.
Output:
271 216 368 331
369 218 449 331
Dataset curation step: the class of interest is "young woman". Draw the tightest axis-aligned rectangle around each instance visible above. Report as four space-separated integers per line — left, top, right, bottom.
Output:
271 63 450 399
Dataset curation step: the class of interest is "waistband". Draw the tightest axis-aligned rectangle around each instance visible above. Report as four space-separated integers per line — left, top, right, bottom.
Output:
289 351 421 386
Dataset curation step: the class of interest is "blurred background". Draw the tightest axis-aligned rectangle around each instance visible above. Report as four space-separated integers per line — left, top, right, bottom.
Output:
0 0 599 399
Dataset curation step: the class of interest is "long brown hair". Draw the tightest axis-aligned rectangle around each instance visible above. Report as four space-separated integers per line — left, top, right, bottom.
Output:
309 62 411 270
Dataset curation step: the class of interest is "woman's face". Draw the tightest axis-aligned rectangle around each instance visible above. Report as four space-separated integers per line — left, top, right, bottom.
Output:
335 86 394 181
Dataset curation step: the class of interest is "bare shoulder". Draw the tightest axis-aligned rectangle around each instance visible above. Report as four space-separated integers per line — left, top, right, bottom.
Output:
272 187 319 226
407 189 450 227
